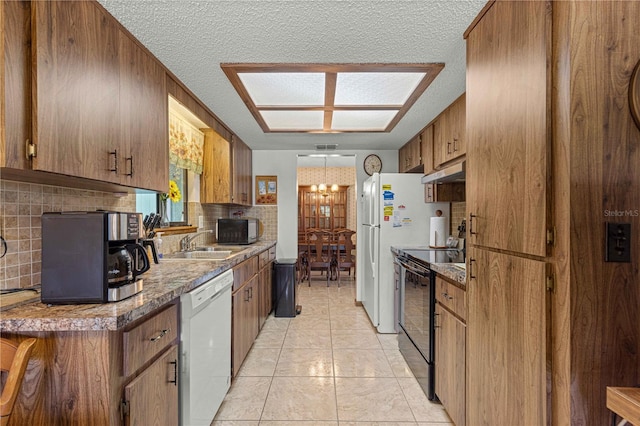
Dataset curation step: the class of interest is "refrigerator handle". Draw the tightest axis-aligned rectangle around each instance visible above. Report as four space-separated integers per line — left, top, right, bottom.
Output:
369 226 376 279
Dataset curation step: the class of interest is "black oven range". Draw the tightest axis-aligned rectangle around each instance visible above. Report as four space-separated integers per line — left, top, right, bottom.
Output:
394 248 463 401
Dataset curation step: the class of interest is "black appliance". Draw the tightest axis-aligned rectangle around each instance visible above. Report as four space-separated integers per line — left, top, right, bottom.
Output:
41 211 150 304
217 218 258 245
395 248 463 401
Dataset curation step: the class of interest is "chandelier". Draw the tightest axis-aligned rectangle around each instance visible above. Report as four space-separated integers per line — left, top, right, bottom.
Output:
311 156 339 197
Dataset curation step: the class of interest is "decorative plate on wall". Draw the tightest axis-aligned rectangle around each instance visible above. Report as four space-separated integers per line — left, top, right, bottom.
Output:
630 59 640 130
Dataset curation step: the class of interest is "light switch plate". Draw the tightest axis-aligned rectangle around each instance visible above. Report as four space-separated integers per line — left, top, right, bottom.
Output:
198 215 204 229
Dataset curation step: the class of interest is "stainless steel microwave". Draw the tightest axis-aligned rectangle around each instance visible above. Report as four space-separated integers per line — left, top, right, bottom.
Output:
217 218 258 244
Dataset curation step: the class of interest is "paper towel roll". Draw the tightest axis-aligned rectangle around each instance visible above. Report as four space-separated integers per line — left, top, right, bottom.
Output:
429 216 448 248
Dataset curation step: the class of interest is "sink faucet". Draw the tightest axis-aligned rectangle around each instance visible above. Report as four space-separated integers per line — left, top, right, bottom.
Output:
180 230 213 252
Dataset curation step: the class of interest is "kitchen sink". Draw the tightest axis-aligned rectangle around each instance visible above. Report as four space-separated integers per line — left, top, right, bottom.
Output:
162 251 231 260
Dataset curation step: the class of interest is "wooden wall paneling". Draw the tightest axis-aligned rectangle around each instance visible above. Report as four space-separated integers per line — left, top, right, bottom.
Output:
2 0 31 170
558 2 640 424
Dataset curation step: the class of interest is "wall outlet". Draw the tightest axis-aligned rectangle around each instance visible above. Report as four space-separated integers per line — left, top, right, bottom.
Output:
198 215 204 229
605 222 631 262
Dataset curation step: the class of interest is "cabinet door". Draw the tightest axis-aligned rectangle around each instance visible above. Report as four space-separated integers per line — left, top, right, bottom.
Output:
398 143 409 172
432 113 448 168
409 134 422 170
232 285 250 376
466 0 549 257
447 94 466 162
118 32 168 192
258 262 273 329
467 248 546 426
32 1 120 183
2 0 31 170
124 345 179 426
435 304 466 426
201 128 232 203
421 125 435 174
232 136 252 206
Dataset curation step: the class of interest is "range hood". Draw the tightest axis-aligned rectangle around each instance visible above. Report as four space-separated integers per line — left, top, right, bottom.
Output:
421 161 466 184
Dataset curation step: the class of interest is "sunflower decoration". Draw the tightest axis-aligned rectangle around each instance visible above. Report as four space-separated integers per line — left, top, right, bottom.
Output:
161 180 182 203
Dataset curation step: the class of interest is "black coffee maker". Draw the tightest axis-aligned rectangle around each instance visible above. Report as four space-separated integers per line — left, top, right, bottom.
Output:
42 211 150 304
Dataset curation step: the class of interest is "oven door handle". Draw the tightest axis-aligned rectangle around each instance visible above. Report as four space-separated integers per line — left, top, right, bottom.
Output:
394 257 431 277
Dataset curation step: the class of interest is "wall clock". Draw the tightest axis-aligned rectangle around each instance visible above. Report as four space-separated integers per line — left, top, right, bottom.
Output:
364 154 382 176
630 59 640 130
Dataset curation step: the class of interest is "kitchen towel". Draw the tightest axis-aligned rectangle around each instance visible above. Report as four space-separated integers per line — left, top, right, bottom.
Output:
429 216 448 248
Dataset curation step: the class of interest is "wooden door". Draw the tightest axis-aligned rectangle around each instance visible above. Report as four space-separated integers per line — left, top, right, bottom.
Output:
201 128 232 203
409 134 422 170
467 248 546 425
118 31 168 192
124 345 179 425
32 1 121 183
435 304 466 426
466 0 550 257
398 143 409 172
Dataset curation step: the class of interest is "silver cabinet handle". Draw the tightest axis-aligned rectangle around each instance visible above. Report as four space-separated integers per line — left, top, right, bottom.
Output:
150 328 170 342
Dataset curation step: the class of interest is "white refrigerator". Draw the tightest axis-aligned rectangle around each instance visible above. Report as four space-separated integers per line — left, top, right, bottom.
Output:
361 173 449 333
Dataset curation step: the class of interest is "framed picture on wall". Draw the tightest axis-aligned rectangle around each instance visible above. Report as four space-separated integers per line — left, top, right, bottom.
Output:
256 175 277 204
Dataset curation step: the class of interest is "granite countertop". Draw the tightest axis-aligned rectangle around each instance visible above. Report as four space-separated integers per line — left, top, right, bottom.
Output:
0 240 276 333
391 245 466 287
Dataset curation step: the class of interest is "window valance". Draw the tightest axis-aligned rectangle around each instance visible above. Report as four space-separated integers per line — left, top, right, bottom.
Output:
169 111 205 175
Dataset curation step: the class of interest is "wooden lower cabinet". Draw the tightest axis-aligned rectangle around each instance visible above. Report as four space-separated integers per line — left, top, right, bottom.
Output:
232 258 259 377
435 304 465 426
435 277 466 426
466 248 546 425
258 248 275 329
1 302 179 425
123 345 179 426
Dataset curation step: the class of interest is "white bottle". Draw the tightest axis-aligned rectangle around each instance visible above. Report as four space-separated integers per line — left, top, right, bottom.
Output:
155 233 163 259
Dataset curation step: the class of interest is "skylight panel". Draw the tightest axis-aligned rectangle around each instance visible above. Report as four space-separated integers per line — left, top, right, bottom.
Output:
331 110 397 131
260 110 324 130
239 73 325 106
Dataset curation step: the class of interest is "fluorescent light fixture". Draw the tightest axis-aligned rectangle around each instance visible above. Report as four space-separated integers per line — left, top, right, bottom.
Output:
221 63 444 133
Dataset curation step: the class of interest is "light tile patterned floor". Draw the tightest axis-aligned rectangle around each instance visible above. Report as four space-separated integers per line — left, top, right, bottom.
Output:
213 277 452 426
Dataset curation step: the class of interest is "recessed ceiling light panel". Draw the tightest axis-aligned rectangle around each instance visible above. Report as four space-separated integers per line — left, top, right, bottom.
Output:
331 110 397 131
221 63 444 133
260 110 324 131
239 72 325 106
334 72 426 105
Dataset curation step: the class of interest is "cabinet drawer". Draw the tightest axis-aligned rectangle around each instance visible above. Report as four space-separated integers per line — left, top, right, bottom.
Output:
123 304 178 376
233 256 258 291
259 250 270 269
436 276 466 320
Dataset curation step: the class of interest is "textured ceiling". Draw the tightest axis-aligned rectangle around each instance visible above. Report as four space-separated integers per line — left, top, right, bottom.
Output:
97 0 486 151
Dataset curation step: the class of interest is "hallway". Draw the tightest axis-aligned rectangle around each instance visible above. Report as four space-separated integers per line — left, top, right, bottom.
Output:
213 278 453 425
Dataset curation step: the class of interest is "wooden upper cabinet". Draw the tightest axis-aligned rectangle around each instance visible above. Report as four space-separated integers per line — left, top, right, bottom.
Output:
232 136 252 206
32 0 121 184
118 31 168 193
398 134 422 172
421 125 435 174
1 0 31 170
433 94 466 168
201 128 232 204
23 1 168 192
466 0 549 257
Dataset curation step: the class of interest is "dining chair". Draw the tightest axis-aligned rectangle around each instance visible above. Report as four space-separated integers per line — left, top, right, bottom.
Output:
336 230 356 284
306 231 332 286
1 337 36 426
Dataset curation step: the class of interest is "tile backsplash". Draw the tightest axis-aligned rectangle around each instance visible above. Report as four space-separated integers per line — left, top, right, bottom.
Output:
0 179 136 290
0 179 279 290
451 202 466 236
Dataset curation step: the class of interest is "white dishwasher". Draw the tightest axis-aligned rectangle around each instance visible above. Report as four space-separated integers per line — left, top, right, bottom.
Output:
180 269 233 426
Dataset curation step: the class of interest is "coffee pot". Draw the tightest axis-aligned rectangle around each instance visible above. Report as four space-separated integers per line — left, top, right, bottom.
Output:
107 243 150 286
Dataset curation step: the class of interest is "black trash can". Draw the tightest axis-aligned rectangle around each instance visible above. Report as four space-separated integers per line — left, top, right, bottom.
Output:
273 258 300 317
